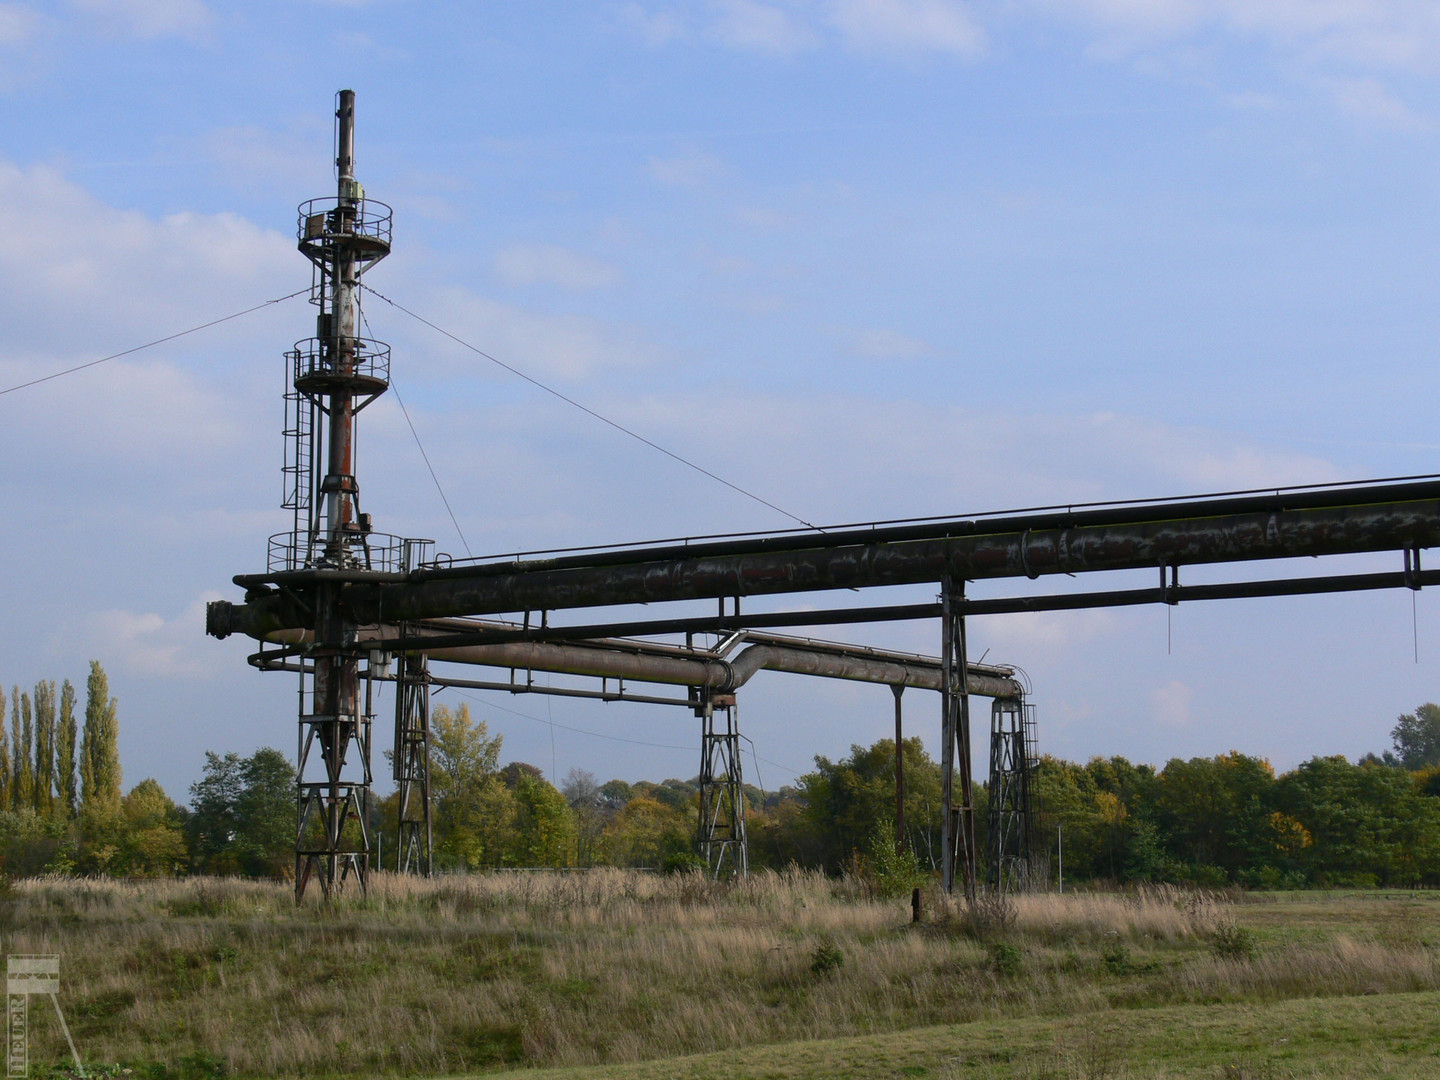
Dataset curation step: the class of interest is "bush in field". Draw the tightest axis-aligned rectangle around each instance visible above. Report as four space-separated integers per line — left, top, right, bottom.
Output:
1213 922 1258 961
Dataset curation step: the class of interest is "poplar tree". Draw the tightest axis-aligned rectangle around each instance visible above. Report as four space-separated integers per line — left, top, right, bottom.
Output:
0 686 8 811
81 662 121 817
56 680 77 818
8 689 18 812
14 691 33 812
33 680 54 818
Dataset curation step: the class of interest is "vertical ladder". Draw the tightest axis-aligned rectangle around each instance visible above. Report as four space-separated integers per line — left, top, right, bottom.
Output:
282 383 314 500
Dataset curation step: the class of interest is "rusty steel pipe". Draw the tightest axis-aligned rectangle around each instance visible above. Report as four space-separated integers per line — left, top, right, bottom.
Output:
425 640 1021 698
210 494 1440 638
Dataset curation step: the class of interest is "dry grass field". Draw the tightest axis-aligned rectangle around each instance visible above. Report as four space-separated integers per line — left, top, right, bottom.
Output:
5 872 1440 1078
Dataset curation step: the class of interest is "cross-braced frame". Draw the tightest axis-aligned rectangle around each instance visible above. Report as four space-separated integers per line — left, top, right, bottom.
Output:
697 689 748 878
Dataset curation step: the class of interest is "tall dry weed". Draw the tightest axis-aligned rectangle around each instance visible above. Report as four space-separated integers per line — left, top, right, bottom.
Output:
4 873 1435 1076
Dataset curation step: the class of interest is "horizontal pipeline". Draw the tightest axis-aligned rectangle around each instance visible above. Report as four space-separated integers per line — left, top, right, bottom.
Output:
424 641 1022 699
233 477 1440 589
210 494 1440 636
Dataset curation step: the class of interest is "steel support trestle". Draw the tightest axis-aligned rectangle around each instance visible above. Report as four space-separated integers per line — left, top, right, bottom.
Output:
696 688 748 878
392 649 433 876
986 696 1039 894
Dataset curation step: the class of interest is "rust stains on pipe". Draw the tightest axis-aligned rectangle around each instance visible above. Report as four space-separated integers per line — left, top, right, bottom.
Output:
365 501 1440 622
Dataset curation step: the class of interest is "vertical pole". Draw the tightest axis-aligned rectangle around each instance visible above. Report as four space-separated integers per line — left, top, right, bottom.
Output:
955 591 978 901
940 577 978 900
940 590 955 895
892 684 905 857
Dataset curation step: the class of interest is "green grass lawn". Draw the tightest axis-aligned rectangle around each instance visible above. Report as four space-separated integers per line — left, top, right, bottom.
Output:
483 991 1440 1080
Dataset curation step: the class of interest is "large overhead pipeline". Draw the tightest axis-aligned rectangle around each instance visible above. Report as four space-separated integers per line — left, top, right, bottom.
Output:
423 638 1023 698
211 480 1440 638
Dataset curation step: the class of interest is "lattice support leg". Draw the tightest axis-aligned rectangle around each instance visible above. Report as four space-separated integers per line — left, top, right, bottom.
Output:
696 689 748 879
393 650 432 876
987 695 1037 894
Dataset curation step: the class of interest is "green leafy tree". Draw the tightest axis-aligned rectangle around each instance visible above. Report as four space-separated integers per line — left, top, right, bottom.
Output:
1391 704 1440 769
0 686 9 812
32 680 54 819
506 772 575 867
187 751 244 873
0 807 71 877
1032 757 1106 879
81 661 122 818
1274 755 1440 886
1151 752 1276 882
56 680 77 818
632 779 697 813
601 796 690 867
599 779 633 807
116 779 187 877
799 737 944 872
12 691 33 812
187 748 298 877
749 790 822 869
234 748 295 877
430 703 514 869
563 768 606 866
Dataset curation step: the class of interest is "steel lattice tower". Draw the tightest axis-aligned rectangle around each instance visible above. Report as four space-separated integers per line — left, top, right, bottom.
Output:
282 90 397 900
986 696 1039 894
696 689 748 877
392 562 434 878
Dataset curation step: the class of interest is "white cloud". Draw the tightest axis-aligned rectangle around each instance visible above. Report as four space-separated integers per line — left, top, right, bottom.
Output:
622 2 687 46
418 285 656 381
1032 0 1440 74
200 123 331 196
1150 678 1194 728
68 0 211 38
1330 76 1430 130
86 593 226 679
852 328 931 359
708 0 816 54
494 243 622 290
593 392 1344 535
981 610 1121 650
0 160 295 349
0 3 39 45
649 151 724 187
828 0 985 58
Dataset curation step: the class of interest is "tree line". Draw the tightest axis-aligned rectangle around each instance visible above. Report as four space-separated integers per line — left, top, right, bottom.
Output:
6 683 1440 888
0 662 135 874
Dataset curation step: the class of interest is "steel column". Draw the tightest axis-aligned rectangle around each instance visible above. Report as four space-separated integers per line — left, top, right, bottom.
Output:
893 684 905 856
940 579 978 900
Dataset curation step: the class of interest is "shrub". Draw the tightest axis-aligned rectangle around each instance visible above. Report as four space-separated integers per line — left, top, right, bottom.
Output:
810 941 845 975
1212 922 1258 961
989 941 1023 976
662 851 706 874
1101 941 1131 975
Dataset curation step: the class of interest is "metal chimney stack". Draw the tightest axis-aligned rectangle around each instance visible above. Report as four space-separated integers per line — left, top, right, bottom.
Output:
282 90 400 899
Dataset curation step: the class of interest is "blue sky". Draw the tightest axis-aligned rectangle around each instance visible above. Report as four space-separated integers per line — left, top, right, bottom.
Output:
4 1 1440 802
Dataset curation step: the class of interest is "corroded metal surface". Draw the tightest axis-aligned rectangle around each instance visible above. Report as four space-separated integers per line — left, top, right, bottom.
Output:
211 493 1440 638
